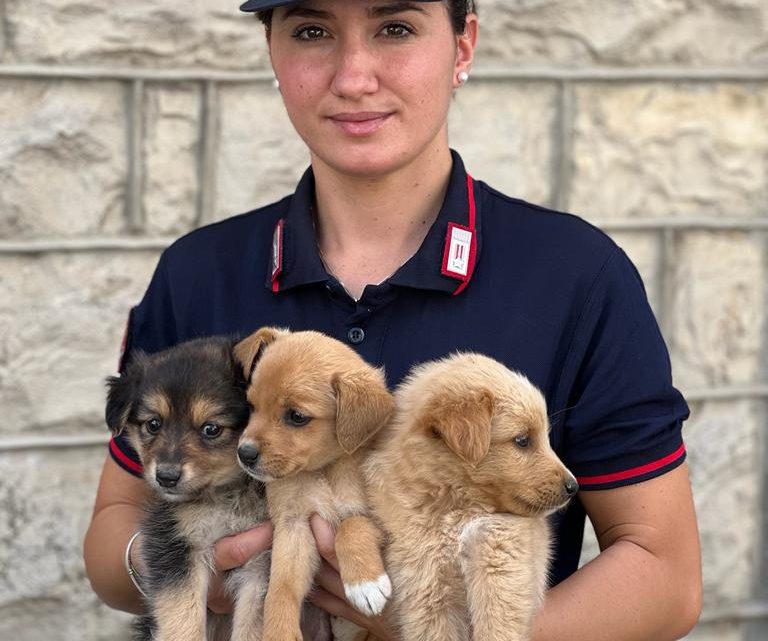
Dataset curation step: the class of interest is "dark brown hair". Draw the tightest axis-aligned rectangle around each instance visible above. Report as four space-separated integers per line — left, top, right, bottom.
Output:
257 1 477 36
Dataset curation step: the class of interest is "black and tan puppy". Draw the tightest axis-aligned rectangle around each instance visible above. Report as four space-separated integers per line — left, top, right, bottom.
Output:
105 337 270 641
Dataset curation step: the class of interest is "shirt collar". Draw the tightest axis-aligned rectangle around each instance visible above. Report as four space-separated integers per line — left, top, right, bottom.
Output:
266 150 482 296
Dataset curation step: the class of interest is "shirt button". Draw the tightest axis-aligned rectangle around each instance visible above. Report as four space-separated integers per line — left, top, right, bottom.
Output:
347 327 365 345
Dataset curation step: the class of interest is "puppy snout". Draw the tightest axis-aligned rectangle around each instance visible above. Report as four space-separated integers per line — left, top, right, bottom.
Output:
238 443 261 468
563 476 579 497
155 464 182 488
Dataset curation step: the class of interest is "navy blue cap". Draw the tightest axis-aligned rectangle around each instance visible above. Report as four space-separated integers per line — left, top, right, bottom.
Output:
241 0 441 12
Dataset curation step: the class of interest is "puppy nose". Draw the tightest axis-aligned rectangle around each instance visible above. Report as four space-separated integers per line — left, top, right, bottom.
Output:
564 477 579 497
156 465 182 488
238 444 261 468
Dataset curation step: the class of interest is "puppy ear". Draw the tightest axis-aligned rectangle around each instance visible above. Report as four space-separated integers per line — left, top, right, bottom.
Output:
424 390 494 465
234 327 287 381
333 368 394 455
105 353 146 437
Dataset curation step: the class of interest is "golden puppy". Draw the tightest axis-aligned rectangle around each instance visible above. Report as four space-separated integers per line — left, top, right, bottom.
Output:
234 328 394 641
366 353 578 641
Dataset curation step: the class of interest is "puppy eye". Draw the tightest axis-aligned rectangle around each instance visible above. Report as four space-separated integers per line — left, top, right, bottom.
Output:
514 435 530 448
201 422 222 439
284 409 311 427
144 418 162 435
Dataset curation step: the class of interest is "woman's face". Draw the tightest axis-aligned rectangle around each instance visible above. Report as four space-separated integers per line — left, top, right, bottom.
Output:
268 0 477 178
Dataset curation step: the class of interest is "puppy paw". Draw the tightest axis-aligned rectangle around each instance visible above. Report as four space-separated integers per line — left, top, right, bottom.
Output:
344 574 391 616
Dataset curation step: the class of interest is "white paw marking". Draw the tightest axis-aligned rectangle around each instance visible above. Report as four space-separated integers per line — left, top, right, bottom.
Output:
344 574 392 616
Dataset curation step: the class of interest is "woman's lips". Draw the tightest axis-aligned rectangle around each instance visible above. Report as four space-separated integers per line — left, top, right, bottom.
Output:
329 112 392 135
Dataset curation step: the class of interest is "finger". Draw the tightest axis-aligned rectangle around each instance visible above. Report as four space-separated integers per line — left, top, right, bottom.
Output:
308 586 365 627
310 514 339 571
207 572 234 615
213 521 273 571
314 559 347 601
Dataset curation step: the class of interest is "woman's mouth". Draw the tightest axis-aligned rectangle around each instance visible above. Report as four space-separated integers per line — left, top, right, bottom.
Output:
329 112 393 136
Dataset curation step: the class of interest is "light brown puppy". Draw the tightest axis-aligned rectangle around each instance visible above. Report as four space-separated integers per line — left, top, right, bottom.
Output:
366 353 579 641
234 328 394 641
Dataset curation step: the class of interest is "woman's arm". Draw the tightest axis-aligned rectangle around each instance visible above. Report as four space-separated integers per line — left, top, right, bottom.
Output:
83 456 150 613
83 455 274 615
532 462 702 641
309 463 702 641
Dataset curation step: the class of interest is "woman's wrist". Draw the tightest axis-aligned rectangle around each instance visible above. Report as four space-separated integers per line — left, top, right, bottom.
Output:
124 530 148 599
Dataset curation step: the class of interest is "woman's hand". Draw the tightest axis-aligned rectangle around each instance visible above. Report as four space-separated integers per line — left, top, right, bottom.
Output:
309 515 400 641
208 521 274 614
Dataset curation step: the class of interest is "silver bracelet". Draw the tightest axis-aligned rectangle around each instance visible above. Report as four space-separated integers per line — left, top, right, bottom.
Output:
124 530 149 599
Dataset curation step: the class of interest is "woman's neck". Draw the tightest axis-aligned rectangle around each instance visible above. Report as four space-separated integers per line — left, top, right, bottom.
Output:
311 144 454 300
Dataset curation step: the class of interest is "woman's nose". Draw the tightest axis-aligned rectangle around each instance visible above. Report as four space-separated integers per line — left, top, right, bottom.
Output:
330 38 380 100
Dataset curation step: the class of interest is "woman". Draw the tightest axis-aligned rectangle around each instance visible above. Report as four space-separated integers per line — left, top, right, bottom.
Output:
84 1 702 639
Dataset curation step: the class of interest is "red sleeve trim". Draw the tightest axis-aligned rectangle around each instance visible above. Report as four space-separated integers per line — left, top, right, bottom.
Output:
576 443 686 486
109 438 144 475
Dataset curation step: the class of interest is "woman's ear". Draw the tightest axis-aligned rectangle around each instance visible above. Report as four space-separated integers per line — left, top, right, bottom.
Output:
333 367 394 455
453 13 478 88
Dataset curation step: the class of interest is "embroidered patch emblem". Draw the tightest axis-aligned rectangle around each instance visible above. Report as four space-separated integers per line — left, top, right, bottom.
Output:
442 223 473 279
271 219 284 283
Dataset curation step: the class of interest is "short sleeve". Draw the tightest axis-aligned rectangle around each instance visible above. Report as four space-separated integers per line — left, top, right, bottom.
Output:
109 253 179 477
558 247 690 490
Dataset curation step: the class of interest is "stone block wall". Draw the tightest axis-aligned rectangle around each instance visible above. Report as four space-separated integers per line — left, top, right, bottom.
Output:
0 1 766 639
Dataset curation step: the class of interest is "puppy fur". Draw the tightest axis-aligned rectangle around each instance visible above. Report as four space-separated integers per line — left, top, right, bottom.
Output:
106 337 270 641
365 353 579 641
234 328 394 641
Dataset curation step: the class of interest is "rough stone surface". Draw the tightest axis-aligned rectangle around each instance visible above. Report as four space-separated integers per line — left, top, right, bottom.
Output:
0 447 132 641
570 83 768 220
449 81 558 206
0 252 162 434
5 1 269 70
0 2 6 62
686 400 762 606
686 623 746 641
477 0 768 67
667 232 764 390
215 84 310 220
0 80 128 238
143 84 201 235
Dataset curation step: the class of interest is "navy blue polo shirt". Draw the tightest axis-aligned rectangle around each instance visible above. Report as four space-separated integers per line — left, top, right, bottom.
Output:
111 150 689 586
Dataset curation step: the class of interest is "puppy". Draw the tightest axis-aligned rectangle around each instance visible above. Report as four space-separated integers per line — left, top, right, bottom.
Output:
365 353 579 641
234 328 394 641
105 337 271 641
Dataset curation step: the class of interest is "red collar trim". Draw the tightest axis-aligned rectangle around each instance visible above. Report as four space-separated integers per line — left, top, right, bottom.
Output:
270 219 284 293
441 174 478 295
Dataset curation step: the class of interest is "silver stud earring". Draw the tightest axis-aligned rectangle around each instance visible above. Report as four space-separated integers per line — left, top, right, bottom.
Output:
457 71 469 85
272 77 280 89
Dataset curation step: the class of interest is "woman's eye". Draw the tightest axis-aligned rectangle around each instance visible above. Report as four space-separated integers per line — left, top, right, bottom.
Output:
201 423 223 439
514 435 530 449
381 22 413 38
145 418 162 435
285 409 311 427
293 25 329 41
